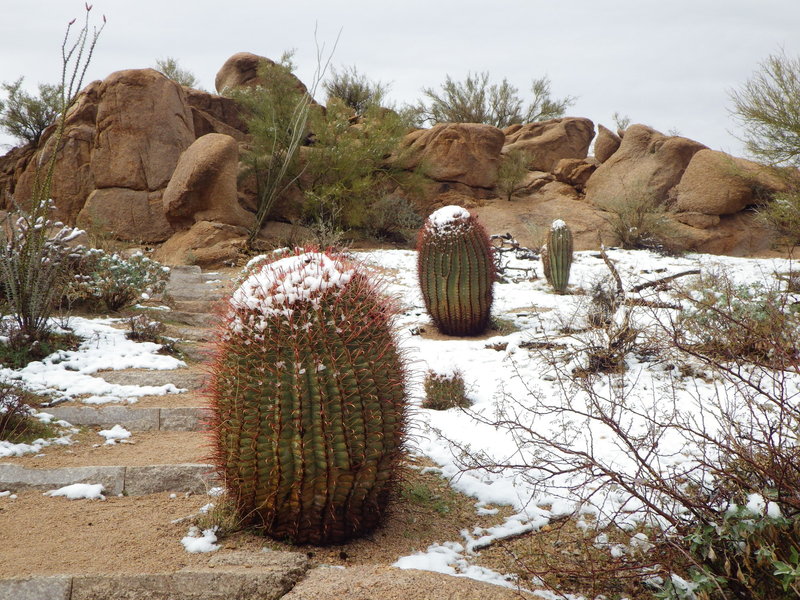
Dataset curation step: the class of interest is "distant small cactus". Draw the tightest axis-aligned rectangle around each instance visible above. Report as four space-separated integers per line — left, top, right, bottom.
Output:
417 206 495 336
542 219 573 294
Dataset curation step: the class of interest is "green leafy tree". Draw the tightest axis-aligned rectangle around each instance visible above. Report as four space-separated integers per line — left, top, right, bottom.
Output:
0 78 63 146
414 72 575 128
323 65 388 116
154 57 199 88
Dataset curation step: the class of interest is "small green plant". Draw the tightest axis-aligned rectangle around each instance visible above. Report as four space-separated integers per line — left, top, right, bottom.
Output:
417 206 495 336
676 270 800 364
364 195 422 243
660 506 800 599
496 148 530 201
599 192 677 251
756 188 800 247
400 481 451 515
422 369 470 411
0 383 57 442
70 251 170 312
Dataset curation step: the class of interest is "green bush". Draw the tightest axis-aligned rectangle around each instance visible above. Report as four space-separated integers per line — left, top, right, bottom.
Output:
364 195 422 243
302 98 410 231
756 188 800 247
422 369 470 410
0 382 56 442
70 250 170 312
323 65 388 116
598 192 678 251
413 72 574 128
496 148 530 201
677 271 800 364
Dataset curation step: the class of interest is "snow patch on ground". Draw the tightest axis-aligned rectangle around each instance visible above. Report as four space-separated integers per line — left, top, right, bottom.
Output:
44 483 105 500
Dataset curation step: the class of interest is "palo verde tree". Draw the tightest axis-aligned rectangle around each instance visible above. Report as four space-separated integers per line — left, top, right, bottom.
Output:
414 72 575 128
730 49 800 247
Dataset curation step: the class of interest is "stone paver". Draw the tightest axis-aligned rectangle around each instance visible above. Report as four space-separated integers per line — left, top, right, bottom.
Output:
0 576 71 600
0 464 126 495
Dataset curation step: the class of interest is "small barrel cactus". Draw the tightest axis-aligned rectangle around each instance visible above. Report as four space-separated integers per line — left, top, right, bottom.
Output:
541 219 573 294
417 206 495 336
208 250 407 545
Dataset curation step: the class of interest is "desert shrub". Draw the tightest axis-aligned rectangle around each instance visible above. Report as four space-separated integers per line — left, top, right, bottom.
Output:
0 206 86 340
496 148 530 201
413 72 575 128
302 98 410 232
0 382 54 442
0 78 62 146
154 57 199 88
756 188 800 247
675 271 800 364
323 65 388 116
599 193 678 251
70 250 170 312
126 314 166 343
364 195 422 243
422 369 470 410
0 7 103 351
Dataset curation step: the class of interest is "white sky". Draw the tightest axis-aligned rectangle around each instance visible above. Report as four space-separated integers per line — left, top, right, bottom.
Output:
2 0 800 156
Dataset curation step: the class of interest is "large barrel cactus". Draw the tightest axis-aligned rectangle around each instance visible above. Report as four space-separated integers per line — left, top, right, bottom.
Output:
417 206 495 336
541 219 573 294
208 250 407 545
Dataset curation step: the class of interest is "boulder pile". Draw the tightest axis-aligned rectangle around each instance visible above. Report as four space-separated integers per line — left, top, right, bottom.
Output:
0 52 790 265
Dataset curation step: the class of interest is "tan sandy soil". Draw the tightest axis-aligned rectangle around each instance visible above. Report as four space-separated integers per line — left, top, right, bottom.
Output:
0 491 213 577
2 430 209 468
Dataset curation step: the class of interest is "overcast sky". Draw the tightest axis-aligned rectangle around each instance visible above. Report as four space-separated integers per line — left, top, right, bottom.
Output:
2 0 800 156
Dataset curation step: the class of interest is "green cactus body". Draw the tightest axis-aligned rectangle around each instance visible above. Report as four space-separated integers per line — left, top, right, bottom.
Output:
543 219 573 294
417 206 495 336
208 250 407 545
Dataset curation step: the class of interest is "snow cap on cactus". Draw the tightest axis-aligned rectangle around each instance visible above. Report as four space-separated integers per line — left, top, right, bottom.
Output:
229 252 354 330
427 205 471 234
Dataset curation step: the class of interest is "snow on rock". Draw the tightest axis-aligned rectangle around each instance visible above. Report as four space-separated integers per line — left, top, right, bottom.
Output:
181 526 220 553
98 424 132 444
44 483 105 500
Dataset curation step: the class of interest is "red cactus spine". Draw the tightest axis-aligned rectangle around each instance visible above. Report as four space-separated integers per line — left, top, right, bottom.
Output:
207 249 407 545
417 206 495 336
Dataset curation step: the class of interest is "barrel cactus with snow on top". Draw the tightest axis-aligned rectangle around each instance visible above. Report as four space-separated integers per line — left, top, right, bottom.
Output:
416 206 495 336
207 249 408 545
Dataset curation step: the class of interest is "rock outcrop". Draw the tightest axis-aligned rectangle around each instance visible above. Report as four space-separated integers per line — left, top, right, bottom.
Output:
396 123 504 189
675 149 789 215
593 124 621 163
585 124 707 208
502 117 595 172
163 133 254 230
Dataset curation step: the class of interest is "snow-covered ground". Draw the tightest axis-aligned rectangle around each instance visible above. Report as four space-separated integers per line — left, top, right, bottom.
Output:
356 248 799 590
2 247 797 595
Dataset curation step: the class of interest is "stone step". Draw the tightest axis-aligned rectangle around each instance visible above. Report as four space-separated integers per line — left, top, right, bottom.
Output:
165 310 218 328
0 551 309 600
172 299 222 314
0 463 216 496
93 368 208 392
46 406 204 431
